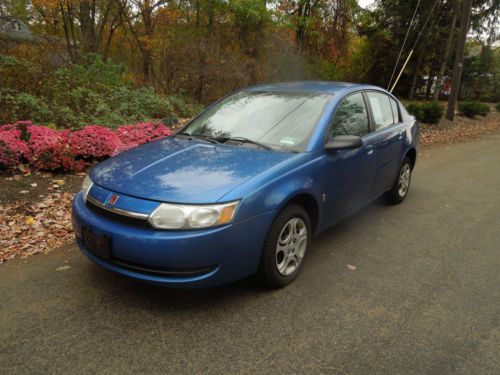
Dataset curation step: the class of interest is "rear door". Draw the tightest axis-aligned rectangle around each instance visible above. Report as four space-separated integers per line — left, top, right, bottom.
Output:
365 91 405 195
324 92 376 223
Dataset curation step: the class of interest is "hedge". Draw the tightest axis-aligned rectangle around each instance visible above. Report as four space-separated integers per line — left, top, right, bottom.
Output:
0 121 172 172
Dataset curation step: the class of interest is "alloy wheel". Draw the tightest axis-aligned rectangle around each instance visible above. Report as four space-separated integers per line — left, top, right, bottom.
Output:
275 218 308 276
398 163 411 198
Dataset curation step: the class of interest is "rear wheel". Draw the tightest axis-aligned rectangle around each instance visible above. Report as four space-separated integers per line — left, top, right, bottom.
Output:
258 204 311 288
386 157 412 204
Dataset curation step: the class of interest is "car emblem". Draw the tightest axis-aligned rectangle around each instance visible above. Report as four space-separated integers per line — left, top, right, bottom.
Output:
108 194 120 206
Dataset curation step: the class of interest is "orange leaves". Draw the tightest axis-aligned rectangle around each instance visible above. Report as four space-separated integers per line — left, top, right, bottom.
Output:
0 192 75 263
156 7 182 26
420 111 500 149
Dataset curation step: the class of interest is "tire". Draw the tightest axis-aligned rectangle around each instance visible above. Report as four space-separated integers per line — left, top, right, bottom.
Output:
386 157 412 205
258 204 311 288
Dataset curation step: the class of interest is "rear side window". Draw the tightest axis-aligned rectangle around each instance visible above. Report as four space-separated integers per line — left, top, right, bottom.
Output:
367 92 394 130
327 93 369 141
390 98 400 123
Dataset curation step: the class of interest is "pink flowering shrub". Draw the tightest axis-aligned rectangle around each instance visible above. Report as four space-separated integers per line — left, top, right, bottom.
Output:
23 125 84 172
0 120 173 172
24 124 61 163
0 129 30 167
29 143 86 172
111 142 140 156
67 125 121 158
115 122 172 146
0 124 18 132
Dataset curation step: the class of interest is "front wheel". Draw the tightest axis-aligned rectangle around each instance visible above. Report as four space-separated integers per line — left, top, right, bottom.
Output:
386 157 412 204
258 204 311 288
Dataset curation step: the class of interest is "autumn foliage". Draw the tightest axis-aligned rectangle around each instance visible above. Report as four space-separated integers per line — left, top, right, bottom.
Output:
0 121 173 172
68 126 122 158
0 128 30 167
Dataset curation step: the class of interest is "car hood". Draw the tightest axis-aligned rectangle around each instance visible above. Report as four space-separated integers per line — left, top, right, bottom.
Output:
90 137 294 203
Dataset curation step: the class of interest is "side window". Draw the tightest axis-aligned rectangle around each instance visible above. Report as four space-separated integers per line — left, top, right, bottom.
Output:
328 93 369 141
367 92 394 130
390 98 400 123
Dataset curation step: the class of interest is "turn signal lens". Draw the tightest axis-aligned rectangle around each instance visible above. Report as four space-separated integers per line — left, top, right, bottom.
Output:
80 175 93 203
219 204 238 224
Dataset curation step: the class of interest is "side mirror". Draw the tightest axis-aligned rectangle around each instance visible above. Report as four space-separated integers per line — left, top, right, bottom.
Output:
325 135 363 151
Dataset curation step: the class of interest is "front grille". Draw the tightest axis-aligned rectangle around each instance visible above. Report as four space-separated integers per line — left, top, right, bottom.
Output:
110 257 217 278
86 200 152 228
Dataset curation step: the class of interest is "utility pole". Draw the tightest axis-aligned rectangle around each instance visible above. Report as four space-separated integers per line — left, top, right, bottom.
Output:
446 0 473 121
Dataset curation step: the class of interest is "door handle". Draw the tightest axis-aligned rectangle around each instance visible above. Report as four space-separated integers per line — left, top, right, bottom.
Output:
366 145 374 156
398 130 405 140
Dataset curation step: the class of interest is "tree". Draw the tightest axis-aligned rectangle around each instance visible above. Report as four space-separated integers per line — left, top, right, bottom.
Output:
447 0 473 120
31 0 127 61
432 0 458 101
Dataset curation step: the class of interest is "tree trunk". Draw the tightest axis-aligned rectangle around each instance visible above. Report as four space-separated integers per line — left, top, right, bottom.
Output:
79 0 98 53
142 0 155 83
447 0 473 121
408 46 425 100
432 3 457 101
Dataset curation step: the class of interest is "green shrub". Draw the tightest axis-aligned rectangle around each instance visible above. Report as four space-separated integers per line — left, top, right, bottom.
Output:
0 89 51 124
406 103 423 121
0 53 191 129
107 87 173 121
168 94 198 118
458 102 490 118
406 101 444 124
495 103 500 111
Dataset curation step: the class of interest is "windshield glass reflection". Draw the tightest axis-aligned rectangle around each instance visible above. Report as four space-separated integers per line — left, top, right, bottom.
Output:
183 91 333 152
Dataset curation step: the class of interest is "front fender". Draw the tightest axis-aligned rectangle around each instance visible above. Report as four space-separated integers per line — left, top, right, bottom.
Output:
222 152 326 228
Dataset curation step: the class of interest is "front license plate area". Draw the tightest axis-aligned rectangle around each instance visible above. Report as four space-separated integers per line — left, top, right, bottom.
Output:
82 227 111 259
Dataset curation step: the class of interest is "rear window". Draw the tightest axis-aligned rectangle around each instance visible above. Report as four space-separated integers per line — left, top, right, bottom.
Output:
367 92 394 130
390 98 400 123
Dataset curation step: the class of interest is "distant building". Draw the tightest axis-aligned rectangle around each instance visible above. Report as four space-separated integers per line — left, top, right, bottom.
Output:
0 16 74 65
0 16 36 42
415 76 452 98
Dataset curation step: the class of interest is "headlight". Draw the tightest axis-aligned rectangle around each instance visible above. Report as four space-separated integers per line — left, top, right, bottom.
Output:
148 201 240 229
80 175 93 202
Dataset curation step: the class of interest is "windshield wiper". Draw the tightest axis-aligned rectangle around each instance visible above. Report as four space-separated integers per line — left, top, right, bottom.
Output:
176 132 219 144
218 137 273 151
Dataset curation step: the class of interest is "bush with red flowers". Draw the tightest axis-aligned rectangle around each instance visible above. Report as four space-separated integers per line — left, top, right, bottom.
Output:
0 121 173 172
23 124 80 171
115 121 172 146
111 141 140 156
0 128 31 166
67 125 121 158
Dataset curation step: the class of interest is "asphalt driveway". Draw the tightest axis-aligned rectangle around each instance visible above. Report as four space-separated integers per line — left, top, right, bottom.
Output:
1 134 500 374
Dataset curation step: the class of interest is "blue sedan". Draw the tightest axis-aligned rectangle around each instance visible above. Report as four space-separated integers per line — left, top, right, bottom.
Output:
72 81 418 288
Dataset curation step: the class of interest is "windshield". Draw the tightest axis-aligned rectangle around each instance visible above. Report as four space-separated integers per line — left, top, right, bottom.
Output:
181 91 333 152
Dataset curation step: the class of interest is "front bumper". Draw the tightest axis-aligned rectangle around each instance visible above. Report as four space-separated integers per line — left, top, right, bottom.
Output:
72 193 276 288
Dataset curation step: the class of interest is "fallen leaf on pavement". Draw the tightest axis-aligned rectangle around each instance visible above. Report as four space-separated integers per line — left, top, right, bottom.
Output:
56 265 71 271
347 264 357 271
1 192 75 263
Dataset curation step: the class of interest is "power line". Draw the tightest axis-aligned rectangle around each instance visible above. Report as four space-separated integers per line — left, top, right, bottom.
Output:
389 0 441 93
387 0 422 90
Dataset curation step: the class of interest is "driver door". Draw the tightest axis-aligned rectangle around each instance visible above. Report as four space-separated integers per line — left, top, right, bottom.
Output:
324 92 376 224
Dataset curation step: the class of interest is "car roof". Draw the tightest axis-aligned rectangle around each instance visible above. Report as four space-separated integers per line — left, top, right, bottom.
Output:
243 81 381 95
